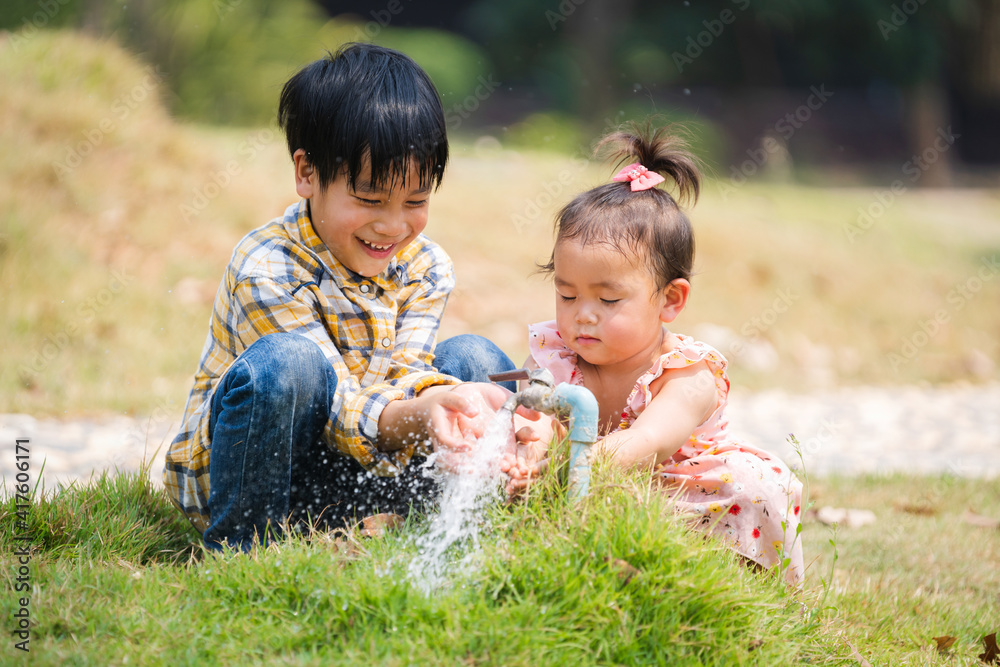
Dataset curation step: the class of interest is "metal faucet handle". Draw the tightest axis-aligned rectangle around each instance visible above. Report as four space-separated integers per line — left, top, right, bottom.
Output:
487 369 529 383
487 367 555 388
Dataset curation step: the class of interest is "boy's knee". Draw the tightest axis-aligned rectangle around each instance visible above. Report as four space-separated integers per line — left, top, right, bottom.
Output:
435 334 515 384
230 333 335 402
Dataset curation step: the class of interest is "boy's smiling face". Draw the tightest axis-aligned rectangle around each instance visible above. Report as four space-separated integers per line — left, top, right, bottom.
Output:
294 149 431 277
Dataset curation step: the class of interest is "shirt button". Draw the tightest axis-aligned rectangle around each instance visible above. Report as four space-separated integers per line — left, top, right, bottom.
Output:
359 284 370 293
381 337 392 348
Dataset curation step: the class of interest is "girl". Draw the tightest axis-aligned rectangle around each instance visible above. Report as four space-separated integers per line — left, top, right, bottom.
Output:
506 124 804 584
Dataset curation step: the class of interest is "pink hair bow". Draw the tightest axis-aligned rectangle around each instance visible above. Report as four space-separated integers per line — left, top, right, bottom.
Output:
612 162 665 191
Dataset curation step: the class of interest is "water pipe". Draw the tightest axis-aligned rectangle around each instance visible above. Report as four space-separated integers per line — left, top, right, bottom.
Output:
490 368 599 500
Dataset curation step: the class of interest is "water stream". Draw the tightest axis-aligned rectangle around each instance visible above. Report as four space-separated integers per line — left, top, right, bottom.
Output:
406 406 515 594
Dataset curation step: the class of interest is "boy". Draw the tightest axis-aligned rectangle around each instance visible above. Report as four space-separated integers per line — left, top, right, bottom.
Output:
164 43 517 550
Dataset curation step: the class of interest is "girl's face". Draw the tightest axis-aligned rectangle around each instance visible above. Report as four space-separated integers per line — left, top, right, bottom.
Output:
553 239 687 369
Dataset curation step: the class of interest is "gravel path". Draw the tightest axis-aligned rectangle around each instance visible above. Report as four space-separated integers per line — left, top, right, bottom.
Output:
0 412 177 492
725 382 1000 478
2 383 998 492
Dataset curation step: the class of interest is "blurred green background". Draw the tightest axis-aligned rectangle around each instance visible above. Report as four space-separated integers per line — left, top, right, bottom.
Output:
1 0 999 417
4 0 999 173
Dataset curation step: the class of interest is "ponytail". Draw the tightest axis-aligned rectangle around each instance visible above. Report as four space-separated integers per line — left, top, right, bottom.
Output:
541 120 700 289
595 121 701 206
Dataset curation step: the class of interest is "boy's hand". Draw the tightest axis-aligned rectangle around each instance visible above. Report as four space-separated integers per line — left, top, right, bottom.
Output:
423 384 492 453
380 382 542 470
424 382 535 453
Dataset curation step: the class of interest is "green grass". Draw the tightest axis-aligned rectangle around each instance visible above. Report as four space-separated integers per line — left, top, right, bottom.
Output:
0 463 197 565
0 464 820 666
806 473 1000 666
2 463 998 665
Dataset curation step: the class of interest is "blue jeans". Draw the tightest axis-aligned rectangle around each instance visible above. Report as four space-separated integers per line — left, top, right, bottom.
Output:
203 333 515 550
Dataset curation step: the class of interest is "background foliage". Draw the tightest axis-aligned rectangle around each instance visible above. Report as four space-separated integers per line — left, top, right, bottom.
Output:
3 0 999 171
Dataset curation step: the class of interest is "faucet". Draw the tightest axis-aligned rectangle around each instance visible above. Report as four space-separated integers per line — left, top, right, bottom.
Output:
489 368 599 500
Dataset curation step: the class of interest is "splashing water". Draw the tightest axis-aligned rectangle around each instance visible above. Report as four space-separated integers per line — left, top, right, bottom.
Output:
407 406 515 594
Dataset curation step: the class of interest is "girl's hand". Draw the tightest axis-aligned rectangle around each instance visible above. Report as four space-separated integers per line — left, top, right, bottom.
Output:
501 415 557 497
514 411 558 449
503 456 548 497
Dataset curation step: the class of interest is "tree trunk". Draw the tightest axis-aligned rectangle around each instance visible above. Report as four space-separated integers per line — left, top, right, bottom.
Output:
969 0 1000 98
566 0 633 134
907 81 952 187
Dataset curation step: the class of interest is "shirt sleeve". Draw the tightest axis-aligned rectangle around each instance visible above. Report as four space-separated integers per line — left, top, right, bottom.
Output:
387 249 458 380
373 255 462 454
230 273 456 476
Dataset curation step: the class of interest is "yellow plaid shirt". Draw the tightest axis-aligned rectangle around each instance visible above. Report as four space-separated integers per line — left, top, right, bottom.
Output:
164 200 460 532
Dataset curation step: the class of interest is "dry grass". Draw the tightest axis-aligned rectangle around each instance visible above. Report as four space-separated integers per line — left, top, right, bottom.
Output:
806 473 1000 665
2 30 1000 418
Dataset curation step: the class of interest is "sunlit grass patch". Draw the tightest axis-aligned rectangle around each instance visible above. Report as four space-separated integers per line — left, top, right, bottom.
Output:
3 456 997 664
807 473 1000 666
1 463 828 665
0 462 198 565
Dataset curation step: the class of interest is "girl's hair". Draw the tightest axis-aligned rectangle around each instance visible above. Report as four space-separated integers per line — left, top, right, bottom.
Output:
278 43 448 192
542 122 701 290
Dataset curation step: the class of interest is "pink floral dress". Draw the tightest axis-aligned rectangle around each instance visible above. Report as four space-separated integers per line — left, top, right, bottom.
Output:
529 321 804 585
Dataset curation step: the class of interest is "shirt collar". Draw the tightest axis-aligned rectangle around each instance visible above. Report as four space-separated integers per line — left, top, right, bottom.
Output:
294 199 399 292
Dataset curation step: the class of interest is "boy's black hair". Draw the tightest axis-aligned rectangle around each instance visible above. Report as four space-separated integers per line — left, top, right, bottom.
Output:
278 43 448 192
